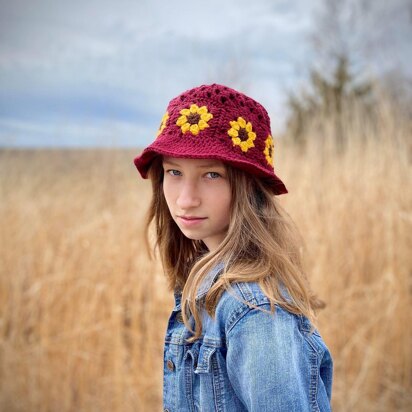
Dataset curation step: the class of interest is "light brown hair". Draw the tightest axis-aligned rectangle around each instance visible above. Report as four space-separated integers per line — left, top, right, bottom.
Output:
145 156 325 343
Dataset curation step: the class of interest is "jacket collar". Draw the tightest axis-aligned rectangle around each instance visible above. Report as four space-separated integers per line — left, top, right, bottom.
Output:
173 262 225 311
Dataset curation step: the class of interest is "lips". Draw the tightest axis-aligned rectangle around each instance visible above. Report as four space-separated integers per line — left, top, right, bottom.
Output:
177 216 207 226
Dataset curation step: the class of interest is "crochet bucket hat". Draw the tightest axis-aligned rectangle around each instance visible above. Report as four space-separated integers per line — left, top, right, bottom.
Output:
133 83 288 195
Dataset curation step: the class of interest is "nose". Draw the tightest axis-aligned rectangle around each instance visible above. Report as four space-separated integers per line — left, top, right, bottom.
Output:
176 180 201 210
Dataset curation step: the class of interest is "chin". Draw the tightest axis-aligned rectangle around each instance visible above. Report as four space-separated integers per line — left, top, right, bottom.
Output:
181 232 203 241
177 227 200 239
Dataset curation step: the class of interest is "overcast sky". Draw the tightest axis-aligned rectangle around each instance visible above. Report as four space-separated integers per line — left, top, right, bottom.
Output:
0 0 410 147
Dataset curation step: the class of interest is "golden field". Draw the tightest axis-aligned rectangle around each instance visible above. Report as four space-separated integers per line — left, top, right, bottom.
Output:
0 100 411 411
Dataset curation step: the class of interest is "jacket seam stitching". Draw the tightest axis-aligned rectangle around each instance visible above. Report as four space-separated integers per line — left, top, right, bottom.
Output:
226 300 273 335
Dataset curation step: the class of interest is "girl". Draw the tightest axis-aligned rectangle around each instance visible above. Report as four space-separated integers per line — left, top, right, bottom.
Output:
133 83 333 411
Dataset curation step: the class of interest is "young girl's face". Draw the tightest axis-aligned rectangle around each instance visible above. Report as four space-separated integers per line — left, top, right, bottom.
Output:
162 156 231 252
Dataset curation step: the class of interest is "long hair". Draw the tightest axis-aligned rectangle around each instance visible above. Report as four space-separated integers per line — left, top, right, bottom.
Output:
145 156 325 343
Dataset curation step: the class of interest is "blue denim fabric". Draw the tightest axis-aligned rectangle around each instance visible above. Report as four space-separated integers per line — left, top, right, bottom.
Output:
163 264 334 411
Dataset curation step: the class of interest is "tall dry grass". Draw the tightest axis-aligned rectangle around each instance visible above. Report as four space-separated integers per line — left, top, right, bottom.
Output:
0 96 411 411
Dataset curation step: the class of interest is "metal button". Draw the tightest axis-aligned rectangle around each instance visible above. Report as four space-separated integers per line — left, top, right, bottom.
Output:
166 359 175 371
176 311 184 323
164 409 170 412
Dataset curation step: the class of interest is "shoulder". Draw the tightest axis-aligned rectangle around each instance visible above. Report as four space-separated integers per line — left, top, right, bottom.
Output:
214 282 330 360
214 280 304 336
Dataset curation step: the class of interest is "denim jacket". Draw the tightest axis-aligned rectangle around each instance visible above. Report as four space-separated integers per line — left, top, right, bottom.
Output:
163 264 333 411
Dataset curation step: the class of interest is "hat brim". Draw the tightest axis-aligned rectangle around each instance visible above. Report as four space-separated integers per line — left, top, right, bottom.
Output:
133 147 288 195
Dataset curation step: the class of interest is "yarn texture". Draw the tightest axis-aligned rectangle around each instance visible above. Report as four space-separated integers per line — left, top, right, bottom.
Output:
133 83 288 195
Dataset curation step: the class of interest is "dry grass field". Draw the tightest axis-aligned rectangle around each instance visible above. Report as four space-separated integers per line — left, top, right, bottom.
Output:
1 98 411 411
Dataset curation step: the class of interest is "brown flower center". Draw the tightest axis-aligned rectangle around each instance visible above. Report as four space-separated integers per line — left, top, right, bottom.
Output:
187 113 200 125
268 144 273 158
238 128 248 141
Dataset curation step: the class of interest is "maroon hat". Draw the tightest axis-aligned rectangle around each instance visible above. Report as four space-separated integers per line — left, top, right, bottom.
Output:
133 83 288 195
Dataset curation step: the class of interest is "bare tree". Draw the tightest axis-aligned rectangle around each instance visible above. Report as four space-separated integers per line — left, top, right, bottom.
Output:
311 0 412 80
284 0 412 151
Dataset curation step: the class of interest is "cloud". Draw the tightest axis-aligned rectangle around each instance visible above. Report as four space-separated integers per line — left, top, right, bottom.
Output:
0 116 153 147
4 0 390 147
2 0 409 80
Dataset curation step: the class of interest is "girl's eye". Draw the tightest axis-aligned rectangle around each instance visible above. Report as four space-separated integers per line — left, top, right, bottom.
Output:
206 172 221 179
166 169 182 176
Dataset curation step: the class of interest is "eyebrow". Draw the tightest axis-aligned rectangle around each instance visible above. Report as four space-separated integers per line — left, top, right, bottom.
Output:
162 160 225 168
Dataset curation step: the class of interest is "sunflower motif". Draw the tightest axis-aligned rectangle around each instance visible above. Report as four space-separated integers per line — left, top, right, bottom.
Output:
227 116 256 152
264 134 274 166
156 111 169 137
176 104 213 135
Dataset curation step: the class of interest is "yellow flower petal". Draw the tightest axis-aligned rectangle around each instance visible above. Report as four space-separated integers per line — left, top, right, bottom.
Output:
230 120 240 130
156 111 169 138
176 115 187 126
176 105 214 136
201 113 213 122
232 137 241 145
228 128 238 138
198 119 208 130
198 106 208 114
246 122 253 132
248 132 256 140
240 141 254 152
264 135 274 165
238 117 246 128
190 124 200 135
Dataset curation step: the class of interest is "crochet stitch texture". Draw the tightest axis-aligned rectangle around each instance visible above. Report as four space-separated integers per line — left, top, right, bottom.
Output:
133 83 288 195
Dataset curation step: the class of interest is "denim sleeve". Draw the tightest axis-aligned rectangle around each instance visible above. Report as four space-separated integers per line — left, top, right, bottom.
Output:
226 305 325 412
